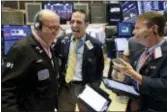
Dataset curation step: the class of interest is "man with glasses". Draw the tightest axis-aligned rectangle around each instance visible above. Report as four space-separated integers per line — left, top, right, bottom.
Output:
54 9 104 111
2 9 60 112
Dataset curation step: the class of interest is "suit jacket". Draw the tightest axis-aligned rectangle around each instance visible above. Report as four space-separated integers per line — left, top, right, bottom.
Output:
128 37 145 65
54 33 104 85
2 34 59 112
131 40 167 111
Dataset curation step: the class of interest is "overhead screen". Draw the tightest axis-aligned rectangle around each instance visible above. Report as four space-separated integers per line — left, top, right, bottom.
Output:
107 3 122 25
120 1 138 23
138 1 167 14
43 2 73 24
2 25 31 55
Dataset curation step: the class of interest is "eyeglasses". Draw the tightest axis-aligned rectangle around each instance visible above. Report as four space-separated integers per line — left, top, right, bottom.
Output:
42 23 60 31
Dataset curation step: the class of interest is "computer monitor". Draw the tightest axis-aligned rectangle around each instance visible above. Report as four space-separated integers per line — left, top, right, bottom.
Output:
43 2 73 24
107 3 122 25
2 25 31 55
118 22 133 37
114 38 128 52
4 40 18 55
120 1 138 23
3 25 31 40
137 1 167 14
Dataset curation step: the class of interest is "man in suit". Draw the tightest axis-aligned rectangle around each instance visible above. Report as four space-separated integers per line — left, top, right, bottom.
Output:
113 11 167 111
2 9 60 112
54 9 104 111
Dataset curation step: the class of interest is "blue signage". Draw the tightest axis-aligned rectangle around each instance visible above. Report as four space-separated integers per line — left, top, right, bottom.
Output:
120 1 138 22
138 1 167 14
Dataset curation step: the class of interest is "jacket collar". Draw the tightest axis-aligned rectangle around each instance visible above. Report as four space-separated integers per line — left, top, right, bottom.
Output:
140 40 167 71
28 34 52 61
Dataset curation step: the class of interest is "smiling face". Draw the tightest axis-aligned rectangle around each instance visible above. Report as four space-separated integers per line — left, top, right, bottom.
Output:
70 11 88 39
39 10 60 45
133 19 155 47
133 11 166 47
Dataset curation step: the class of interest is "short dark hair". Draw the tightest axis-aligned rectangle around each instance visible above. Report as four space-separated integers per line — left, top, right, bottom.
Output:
73 9 89 22
138 11 166 36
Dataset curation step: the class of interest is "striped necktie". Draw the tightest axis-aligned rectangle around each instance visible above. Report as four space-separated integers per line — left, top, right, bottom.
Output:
65 39 79 83
135 48 149 90
136 48 149 72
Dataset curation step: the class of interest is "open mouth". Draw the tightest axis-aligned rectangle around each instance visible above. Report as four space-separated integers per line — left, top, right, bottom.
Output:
72 28 80 33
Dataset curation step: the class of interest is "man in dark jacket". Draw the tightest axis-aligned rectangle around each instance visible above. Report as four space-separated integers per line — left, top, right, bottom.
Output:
54 9 104 111
113 11 167 111
2 9 60 112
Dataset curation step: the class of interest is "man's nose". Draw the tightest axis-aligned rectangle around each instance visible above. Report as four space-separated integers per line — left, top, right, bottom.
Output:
72 22 78 27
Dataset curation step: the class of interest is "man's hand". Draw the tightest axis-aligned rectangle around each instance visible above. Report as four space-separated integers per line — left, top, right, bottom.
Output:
112 58 134 76
112 58 143 84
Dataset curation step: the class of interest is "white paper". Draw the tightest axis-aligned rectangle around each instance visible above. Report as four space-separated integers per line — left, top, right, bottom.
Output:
78 85 108 111
104 78 139 96
115 38 128 51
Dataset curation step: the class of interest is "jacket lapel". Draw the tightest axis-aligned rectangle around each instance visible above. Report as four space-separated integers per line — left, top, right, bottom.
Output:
65 39 71 58
141 54 154 69
29 35 52 64
140 40 167 72
51 48 59 74
83 35 89 63
64 34 72 58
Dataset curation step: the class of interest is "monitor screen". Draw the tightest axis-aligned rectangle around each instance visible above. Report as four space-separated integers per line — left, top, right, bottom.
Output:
118 22 133 37
2 25 31 55
4 40 18 55
43 2 73 24
107 3 122 25
120 1 138 23
114 38 128 51
138 1 167 14
3 25 31 40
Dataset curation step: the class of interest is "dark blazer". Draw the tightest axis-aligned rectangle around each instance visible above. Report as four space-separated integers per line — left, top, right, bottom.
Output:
128 37 145 65
123 38 144 84
54 33 104 85
131 40 167 111
2 34 59 112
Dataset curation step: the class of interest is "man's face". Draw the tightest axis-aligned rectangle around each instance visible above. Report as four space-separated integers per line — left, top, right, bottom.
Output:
70 12 88 39
133 19 153 46
41 16 60 45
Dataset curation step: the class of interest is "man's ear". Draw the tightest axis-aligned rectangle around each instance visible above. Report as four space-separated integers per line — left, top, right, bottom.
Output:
152 25 158 35
85 22 89 28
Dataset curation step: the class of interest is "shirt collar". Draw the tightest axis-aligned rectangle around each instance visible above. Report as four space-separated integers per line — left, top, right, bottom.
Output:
147 39 165 53
71 34 86 42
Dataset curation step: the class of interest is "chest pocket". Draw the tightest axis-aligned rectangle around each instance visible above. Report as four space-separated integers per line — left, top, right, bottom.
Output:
37 69 50 81
144 62 159 77
31 59 51 84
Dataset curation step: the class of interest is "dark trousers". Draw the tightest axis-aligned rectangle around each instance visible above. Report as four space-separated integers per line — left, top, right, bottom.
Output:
58 83 91 112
